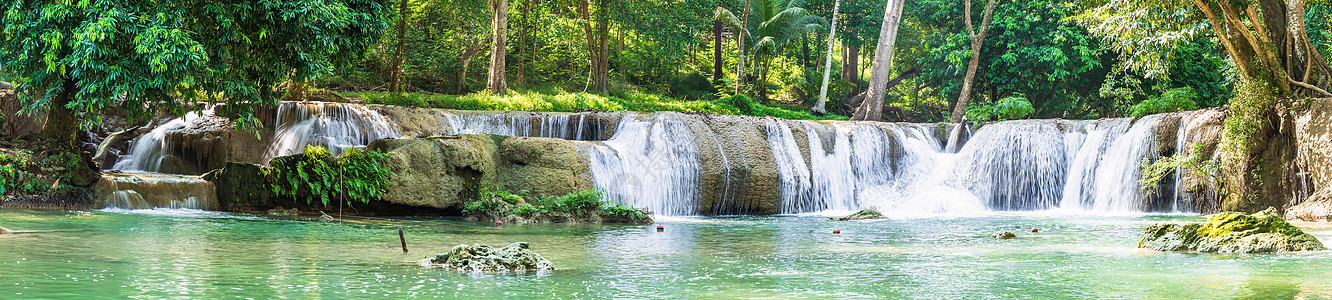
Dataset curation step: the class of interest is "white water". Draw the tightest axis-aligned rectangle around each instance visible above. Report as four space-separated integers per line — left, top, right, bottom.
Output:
585 113 702 216
265 102 399 161
443 112 610 140
113 107 215 172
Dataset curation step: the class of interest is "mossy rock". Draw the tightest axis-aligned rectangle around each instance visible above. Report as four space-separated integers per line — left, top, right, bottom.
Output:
419 242 554 272
991 231 1017 239
829 209 884 221
1139 207 1326 253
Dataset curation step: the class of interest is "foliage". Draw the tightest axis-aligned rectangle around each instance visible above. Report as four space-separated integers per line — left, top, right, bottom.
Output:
1138 144 1222 196
715 0 827 99
460 188 651 223
0 0 395 130
1130 87 1199 118
670 72 715 100
347 89 844 120
965 96 1033 122
268 146 392 207
917 0 1108 117
0 150 51 195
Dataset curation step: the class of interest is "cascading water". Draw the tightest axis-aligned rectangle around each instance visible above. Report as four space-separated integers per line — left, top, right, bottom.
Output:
265 102 399 161
443 111 611 140
94 173 218 210
585 113 702 216
113 107 214 172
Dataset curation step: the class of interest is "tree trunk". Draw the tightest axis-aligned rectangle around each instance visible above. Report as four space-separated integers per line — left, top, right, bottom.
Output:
847 45 860 91
714 19 724 81
812 0 842 115
41 79 78 149
594 3 610 94
735 0 752 95
948 0 997 123
389 0 409 93
487 0 509 94
851 0 906 121
516 0 530 86
459 44 485 93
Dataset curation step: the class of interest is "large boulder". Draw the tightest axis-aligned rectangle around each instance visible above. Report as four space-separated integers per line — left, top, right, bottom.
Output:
1285 189 1332 222
497 137 592 198
1139 208 1326 253
201 162 273 211
369 135 592 210
419 242 554 272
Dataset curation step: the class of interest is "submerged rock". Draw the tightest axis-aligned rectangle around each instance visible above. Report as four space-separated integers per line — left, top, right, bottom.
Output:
828 209 884 221
419 242 554 272
1139 208 1326 253
266 207 299 216
991 231 1017 239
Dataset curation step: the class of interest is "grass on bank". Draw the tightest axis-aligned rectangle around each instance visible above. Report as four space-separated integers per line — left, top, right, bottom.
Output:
334 87 847 121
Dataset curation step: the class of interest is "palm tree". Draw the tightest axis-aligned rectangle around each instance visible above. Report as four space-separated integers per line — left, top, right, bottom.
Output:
716 0 826 101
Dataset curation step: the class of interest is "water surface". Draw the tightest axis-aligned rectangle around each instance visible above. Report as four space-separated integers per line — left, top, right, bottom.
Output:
3 209 1331 298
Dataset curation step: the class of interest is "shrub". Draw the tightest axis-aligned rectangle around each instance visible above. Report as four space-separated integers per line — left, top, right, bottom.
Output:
1130 87 1199 117
966 96 1035 122
670 72 714 100
268 146 392 207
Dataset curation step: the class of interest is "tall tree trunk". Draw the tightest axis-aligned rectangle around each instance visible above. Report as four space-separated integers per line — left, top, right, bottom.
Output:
735 0 752 95
41 79 78 149
580 0 608 93
851 0 906 121
516 0 530 86
713 19 724 81
487 0 509 94
389 0 409 93
459 44 485 93
948 0 997 123
595 5 610 94
847 45 860 90
812 0 840 115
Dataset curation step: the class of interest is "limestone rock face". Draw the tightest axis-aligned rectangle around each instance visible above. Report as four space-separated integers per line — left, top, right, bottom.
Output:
1294 99 1332 212
202 162 273 211
497 137 591 199
1139 208 1326 253
419 242 555 272
1174 109 1228 213
1285 189 1332 222
370 135 591 210
370 136 498 210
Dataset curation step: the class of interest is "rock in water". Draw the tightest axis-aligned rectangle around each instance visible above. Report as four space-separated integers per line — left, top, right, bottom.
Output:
1139 208 1326 253
828 209 884 221
420 242 555 272
0 226 12 234
991 231 1017 239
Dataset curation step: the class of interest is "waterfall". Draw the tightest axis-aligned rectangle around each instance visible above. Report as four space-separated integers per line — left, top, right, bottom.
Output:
1087 115 1163 212
113 107 214 172
1061 119 1131 208
585 113 702 216
443 111 610 140
953 121 1071 210
95 173 218 210
265 102 399 160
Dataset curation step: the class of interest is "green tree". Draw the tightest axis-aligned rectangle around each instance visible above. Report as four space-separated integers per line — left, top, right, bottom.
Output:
0 0 394 148
716 0 827 101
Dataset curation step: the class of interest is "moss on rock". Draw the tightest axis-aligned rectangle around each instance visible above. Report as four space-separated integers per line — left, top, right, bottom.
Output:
419 242 554 272
1139 207 1326 253
829 209 884 221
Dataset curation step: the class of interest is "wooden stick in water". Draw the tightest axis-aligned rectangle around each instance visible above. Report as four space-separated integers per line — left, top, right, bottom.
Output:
398 226 408 254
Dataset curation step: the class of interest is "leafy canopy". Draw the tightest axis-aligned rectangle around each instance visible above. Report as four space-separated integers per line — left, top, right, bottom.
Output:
0 0 394 128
